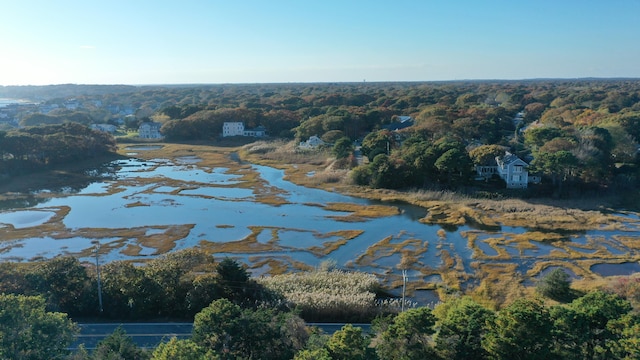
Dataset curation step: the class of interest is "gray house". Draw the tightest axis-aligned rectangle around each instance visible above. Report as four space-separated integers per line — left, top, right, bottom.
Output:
475 151 530 189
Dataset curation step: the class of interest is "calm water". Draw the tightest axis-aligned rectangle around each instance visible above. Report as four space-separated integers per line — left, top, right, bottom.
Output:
0 155 638 295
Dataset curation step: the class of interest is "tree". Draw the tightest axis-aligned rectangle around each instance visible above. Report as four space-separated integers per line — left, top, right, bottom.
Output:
101 261 162 319
434 147 473 186
192 298 307 360
0 294 78 360
332 137 354 159
92 327 149 360
374 307 439 360
434 297 494 360
469 144 507 166
361 130 394 161
326 324 372 360
552 291 633 359
151 338 217 360
26 256 95 316
536 268 575 302
531 150 578 194
482 299 554 360
524 126 565 149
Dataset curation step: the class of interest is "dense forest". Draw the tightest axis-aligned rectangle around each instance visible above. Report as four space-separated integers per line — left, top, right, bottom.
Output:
0 123 117 176
5 80 638 198
1 252 639 359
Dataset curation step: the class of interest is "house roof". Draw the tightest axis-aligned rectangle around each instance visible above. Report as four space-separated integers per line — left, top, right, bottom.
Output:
496 152 528 167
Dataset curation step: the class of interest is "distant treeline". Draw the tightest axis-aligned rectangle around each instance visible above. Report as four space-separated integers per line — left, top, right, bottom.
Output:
0 122 116 175
4 80 640 196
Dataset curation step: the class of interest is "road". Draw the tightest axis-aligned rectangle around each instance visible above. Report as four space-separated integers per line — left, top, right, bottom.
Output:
71 322 372 350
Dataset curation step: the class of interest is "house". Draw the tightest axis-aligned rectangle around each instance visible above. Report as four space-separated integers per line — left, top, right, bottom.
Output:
299 135 325 149
475 151 530 189
495 152 529 189
243 125 267 137
383 116 414 131
222 122 268 137
90 124 117 133
138 122 163 139
223 122 245 137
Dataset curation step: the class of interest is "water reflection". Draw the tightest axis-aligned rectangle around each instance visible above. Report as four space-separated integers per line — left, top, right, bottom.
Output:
0 155 638 306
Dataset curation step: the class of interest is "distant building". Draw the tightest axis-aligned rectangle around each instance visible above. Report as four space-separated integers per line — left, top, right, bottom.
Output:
496 152 529 189
383 116 414 131
222 122 267 137
91 124 117 133
243 125 267 137
299 135 325 149
223 122 245 137
138 122 163 139
475 151 531 189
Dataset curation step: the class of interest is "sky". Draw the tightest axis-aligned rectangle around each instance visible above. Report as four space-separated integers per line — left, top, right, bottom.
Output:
1 0 639 86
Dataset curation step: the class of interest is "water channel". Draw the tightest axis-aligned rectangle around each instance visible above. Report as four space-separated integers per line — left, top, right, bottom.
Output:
0 151 639 302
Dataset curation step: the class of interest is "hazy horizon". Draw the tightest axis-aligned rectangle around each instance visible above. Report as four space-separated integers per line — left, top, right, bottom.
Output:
2 0 639 86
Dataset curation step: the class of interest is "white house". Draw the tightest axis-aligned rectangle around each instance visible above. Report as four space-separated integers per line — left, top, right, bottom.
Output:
299 135 325 149
496 152 529 189
475 151 531 189
223 122 245 137
222 122 267 137
138 122 163 139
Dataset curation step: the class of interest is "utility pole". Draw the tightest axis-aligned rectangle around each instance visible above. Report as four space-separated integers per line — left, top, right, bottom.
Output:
401 269 407 312
94 243 104 314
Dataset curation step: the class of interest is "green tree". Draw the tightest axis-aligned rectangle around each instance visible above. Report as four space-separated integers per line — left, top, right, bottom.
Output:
332 137 354 159
482 299 554 360
434 147 473 186
552 290 633 359
92 327 149 360
294 348 332 360
26 256 94 316
0 294 78 360
374 307 440 360
361 130 394 161
434 297 494 360
524 126 565 149
326 324 372 360
536 268 575 303
192 298 307 360
531 150 579 194
151 338 217 360
468 144 506 166
101 261 161 319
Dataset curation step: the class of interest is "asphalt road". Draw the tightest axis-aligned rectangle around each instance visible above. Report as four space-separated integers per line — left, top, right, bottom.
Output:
71 323 193 350
71 322 372 350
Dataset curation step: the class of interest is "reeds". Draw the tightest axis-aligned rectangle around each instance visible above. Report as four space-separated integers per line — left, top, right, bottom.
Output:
258 269 397 322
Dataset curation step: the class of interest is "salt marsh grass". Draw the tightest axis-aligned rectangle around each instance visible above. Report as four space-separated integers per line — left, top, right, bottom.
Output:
259 269 400 322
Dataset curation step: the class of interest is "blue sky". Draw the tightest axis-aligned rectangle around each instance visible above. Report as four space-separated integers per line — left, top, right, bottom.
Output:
1 0 639 85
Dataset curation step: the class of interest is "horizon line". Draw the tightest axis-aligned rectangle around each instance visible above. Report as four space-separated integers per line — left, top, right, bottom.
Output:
2 76 640 88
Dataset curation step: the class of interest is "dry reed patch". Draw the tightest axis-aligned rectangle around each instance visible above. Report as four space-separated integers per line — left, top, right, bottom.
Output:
355 235 427 268
199 226 281 253
526 260 591 279
119 143 239 169
122 244 143 256
615 235 640 250
248 257 290 275
125 201 149 208
325 202 400 218
136 225 195 254
248 256 314 275
469 263 526 310
0 207 71 242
